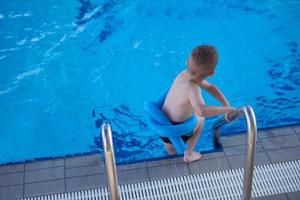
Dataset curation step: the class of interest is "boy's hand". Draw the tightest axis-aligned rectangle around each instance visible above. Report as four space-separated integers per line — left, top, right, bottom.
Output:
225 108 237 122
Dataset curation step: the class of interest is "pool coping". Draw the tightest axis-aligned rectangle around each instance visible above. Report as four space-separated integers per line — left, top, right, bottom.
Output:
1 125 300 199
1 122 299 167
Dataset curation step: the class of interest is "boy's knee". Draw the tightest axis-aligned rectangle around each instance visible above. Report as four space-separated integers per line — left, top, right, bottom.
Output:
193 116 205 134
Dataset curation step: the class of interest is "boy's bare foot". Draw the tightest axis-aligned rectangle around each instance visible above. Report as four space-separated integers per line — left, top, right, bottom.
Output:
183 151 202 163
165 143 177 155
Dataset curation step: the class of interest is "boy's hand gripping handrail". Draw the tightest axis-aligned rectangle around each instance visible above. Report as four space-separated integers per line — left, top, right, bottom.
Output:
101 123 120 200
213 106 257 200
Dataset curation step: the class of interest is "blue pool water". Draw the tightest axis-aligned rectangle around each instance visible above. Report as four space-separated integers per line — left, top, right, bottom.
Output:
0 0 299 164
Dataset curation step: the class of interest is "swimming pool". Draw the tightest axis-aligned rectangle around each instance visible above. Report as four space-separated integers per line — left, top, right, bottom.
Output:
0 0 299 165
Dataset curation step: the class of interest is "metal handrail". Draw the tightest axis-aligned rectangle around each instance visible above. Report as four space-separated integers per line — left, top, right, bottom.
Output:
213 106 257 200
101 123 120 200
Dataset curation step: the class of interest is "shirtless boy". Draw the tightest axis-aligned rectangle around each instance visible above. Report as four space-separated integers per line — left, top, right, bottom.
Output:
161 45 236 163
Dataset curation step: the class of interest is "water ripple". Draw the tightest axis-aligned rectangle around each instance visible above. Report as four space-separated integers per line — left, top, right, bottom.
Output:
91 104 154 163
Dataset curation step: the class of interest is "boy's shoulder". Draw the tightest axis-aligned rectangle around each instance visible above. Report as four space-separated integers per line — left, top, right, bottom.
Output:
188 81 200 92
174 70 201 91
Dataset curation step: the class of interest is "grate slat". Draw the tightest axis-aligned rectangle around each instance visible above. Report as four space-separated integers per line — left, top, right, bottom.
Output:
287 162 300 191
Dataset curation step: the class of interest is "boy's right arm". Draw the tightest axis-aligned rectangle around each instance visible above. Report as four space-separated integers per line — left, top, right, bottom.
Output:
189 86 235 118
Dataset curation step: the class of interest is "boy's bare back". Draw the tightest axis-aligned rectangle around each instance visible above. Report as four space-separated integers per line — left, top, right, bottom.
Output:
162 70 202 124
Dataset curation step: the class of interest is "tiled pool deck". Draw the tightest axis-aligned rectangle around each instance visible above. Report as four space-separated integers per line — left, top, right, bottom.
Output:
1 125 300 200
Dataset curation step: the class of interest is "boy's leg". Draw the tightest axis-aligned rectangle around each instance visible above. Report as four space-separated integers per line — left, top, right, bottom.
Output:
184 116 205 163
160 136 177 155
163 142 177 155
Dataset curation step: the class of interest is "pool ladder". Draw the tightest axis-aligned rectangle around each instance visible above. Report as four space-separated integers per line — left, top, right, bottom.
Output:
101 105 257 200
101 123 120 200
213 106 257 200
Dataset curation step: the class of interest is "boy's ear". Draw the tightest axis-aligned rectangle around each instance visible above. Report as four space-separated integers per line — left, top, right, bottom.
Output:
209 70 215 76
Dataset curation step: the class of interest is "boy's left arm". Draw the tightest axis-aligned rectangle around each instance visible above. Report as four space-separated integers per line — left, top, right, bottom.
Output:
199 80 230 106
200 80 236 122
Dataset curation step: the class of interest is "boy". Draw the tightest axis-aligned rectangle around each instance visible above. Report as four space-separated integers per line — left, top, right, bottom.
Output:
161 45 235 163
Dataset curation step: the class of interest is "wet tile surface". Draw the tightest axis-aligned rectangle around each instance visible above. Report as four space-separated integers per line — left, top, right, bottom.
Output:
252 193 288 200
0 125 300 198
293 126 300 134
260 134 300 150
146 157 184 167
227 152 270 169
188 157 231 174
25 159 64 171
66 165 105 178
224 141 264 156
286 191 300 200
0 163 23 175
258 127 295 139
0 185 23 200
201 151 226 160
221 134 247 147
117 162 147 171
266 146 300 163
25 166 64 183
148 163 190 180
65 154 103 168
292 126 300 140
66 174 106 192
0 172 23 187
24 179 65 197
118 167 149 184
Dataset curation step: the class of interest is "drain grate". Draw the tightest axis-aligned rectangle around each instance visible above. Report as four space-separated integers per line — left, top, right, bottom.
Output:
21 160 300 200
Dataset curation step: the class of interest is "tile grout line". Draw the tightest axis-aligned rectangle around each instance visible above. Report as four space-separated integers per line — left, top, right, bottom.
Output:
263 144 300 154
257 138 273 164
66 163 105 170
259 132 298 141
0 184 23 189
285 193 290 200
0 165 26 176
221 139 246 148
256 139 269 156
146 154 226 168
117 163 147 171
291 126 300 141
253 138 300 153
23 172 107 186
64 158 66 193
25 165 65 173
224 153 233 169
186 162 192 175
258 135 300 164
223 141 261 151
23 163 25 198
66 172 106 180
19 170 105 185
25 166 65 172
23 178 66 186
291 126 300 133
145 164 151 182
